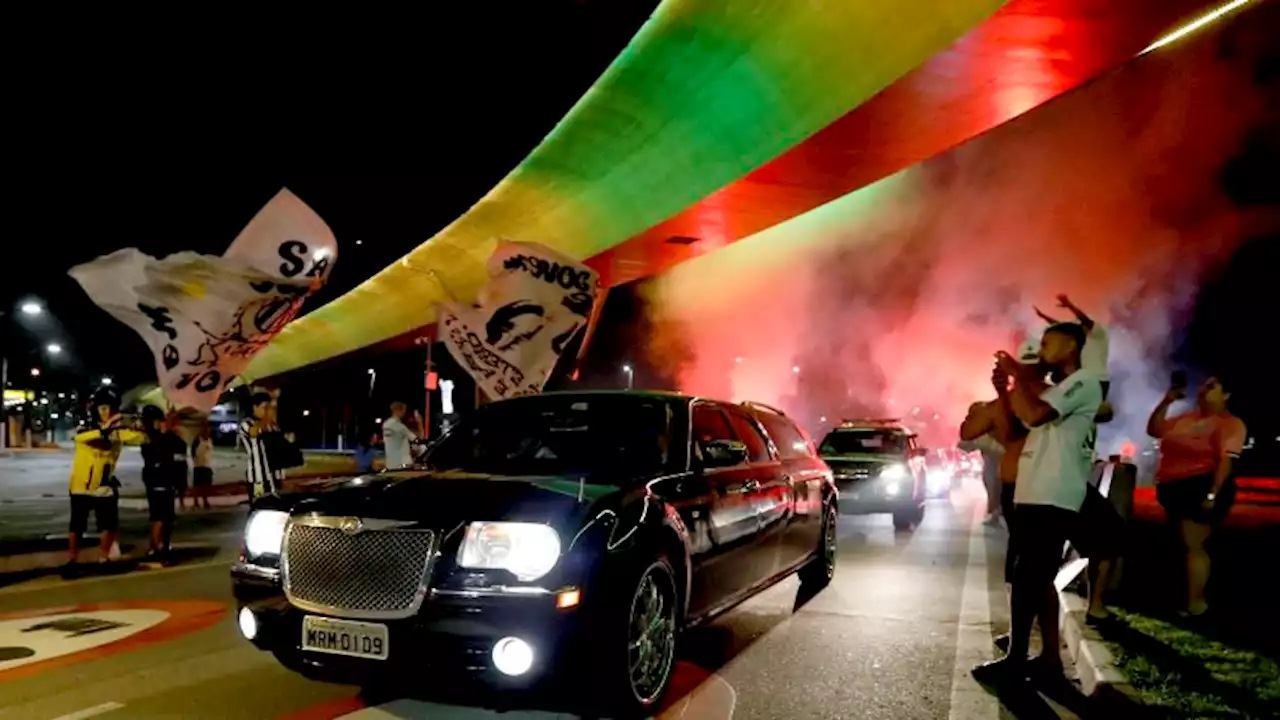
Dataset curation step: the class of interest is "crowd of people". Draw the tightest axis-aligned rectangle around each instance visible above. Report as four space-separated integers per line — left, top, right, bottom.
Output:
62 389 428 574
960 294 1247 688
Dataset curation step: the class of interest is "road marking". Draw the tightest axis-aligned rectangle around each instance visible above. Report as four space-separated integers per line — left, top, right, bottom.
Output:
50 701 125 720
0 609 169 672
0 601 226 682
947 501 1001 720
0 560 233 596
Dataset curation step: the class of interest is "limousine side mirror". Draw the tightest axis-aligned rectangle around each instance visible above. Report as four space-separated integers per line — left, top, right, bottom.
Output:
699 439 749 469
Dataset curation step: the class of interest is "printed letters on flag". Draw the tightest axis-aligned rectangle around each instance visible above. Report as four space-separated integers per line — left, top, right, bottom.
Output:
441 241 600 400
68 189 336 412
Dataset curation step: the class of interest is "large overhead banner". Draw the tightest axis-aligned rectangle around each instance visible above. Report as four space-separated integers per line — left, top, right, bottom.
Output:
69 189 336 413
441 241 600 401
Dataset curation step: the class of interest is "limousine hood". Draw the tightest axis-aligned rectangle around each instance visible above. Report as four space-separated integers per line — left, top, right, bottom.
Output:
267 471 623 532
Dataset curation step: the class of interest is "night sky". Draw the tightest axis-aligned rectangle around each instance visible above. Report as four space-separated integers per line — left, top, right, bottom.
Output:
3 1 660 392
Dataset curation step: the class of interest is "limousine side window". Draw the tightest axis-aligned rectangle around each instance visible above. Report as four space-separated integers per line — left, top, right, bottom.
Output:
756 412 815 460
692 404 742 466
724 407 771 463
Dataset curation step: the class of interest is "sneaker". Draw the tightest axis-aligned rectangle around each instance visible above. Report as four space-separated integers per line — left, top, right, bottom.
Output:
1085 611 1113 627
994 634 1011 654
1025 654 1065 680
971 657 1025 686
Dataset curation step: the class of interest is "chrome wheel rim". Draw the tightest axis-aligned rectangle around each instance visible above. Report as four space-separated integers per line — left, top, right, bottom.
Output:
823 512 837 579
627 567 676 705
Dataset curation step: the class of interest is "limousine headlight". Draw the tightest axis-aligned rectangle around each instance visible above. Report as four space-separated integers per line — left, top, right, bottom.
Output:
458 522 562 581
245 510 289 557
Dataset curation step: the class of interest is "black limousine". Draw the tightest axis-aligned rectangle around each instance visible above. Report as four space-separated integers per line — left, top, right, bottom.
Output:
232 391 836 716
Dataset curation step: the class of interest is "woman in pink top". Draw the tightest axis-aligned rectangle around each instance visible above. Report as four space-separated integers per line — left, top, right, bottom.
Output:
1147 376 1246 617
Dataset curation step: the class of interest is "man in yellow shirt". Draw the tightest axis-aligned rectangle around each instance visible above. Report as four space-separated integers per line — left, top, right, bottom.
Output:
67 389 147 570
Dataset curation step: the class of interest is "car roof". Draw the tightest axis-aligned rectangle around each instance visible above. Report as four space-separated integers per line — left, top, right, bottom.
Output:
535 389 690 401
828 422 911 434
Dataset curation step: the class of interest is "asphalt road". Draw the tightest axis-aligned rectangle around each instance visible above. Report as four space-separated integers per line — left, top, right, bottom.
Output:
0 449 246 545
0 449 246 502
0 484 1091 719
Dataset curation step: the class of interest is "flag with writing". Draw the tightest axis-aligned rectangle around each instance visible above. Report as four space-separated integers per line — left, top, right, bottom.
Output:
440 241 600 401
69 189 336 412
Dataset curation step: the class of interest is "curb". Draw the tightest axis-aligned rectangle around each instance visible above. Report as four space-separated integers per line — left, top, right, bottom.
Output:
1059 591 1142 702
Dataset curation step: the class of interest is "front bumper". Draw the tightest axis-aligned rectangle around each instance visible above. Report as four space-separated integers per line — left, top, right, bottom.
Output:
834 480 917 515
232 564 589 688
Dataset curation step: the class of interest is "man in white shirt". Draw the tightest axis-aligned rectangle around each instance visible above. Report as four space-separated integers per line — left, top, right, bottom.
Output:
382 402 419 470
974 322 1103 685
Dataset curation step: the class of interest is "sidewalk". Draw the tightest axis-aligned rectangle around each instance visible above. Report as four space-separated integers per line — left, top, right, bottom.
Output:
1068 486 1280 717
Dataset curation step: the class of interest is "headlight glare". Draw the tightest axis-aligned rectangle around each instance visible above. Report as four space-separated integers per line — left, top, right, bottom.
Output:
879 463 908 481
245 510 289 557
458 522 561 581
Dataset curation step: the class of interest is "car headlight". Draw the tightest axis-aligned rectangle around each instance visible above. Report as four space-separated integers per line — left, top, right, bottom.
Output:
879 463 908 481
458 522 562 582
245 510 289 558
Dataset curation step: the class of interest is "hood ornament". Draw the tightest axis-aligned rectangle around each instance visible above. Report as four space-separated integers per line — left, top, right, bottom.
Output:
339 517 364 535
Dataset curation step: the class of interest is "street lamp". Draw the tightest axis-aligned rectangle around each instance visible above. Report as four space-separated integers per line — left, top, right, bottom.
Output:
45 343 61 355
100 377 113 386
29 368 40 377
19 301 43 317
622 364 634 390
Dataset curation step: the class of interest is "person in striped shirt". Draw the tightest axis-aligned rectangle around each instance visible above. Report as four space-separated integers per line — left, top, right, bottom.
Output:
239 392 282 498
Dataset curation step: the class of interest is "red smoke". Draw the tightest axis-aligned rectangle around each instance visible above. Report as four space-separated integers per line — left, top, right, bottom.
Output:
637 11 1276 451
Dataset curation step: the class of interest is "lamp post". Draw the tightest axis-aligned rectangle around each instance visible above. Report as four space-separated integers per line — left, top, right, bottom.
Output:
622 364 634 390
1 299 48 449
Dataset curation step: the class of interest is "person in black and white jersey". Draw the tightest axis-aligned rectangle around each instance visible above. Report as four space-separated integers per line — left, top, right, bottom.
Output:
239 392 282 498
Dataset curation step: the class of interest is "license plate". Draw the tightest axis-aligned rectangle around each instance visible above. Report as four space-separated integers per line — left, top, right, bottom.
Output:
302 616 389 660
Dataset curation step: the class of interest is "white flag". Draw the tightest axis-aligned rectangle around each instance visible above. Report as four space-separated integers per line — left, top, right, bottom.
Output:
440 241 599 401
69 189 336 412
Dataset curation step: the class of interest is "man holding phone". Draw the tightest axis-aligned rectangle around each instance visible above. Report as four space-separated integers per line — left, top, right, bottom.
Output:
974 323 1104 685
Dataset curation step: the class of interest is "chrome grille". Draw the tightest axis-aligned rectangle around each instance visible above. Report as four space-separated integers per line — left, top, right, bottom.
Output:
831 463 874 481
282 517 435 619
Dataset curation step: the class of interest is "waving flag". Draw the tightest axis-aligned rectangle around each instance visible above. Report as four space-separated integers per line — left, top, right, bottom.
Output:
441 241 600 401
69 189 336 412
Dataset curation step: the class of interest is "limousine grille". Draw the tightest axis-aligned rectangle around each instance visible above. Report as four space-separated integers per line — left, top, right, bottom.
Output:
282 517 435 619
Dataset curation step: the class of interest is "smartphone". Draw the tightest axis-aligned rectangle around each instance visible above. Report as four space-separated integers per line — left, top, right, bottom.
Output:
1171 370 1188 390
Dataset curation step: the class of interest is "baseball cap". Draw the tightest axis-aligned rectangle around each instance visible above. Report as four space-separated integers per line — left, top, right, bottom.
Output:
1017 337 1041 364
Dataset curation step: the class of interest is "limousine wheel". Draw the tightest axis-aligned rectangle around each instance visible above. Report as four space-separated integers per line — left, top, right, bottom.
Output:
598 556 678 717
800 504 837 590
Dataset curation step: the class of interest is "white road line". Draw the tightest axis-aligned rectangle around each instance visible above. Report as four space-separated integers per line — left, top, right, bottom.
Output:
947 502 1001 720
0 560 234 596
50 701 126 720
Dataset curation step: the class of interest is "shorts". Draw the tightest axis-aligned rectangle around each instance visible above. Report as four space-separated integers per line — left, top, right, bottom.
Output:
1012 504 1076 586
1157 474 1235 526
146 487 177 523
193 467 214 487
1014 486 1123 583
69 493 119 534
1071 483 1124 560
